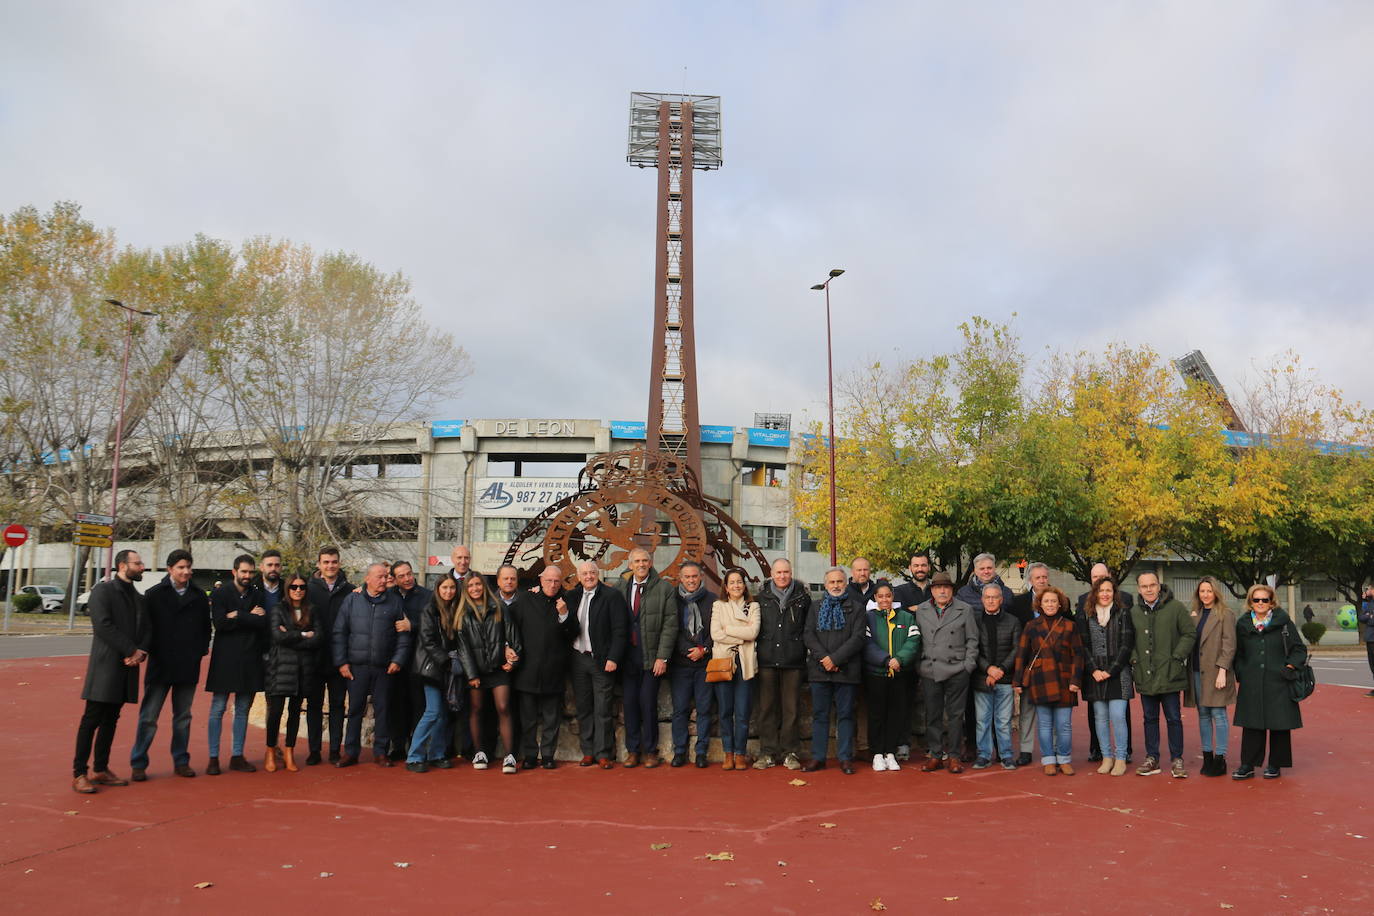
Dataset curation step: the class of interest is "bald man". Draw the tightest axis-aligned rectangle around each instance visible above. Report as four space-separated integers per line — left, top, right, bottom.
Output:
566 561 629 768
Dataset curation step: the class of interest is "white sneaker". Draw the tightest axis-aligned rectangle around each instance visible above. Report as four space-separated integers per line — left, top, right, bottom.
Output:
872 753 887 772
472 751 489 770
782 753 802 770
502 754 517 774
884 753 901 771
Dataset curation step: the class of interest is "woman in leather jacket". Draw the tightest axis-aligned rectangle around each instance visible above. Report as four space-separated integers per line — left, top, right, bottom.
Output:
455 574 522 773
405 576 461 773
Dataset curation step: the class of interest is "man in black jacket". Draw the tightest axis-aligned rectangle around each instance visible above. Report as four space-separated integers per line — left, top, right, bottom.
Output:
803 567 868 774
71 549 149 794
332 562 411 767
566 559 629 769
205 554 268 775
971 584 1021 770
893 554 933 610
846 557 878 608
307 546 351 764
668 561 716 768
130 549 210 781
508 565 578 769
386 560 432 761
753 558 810 771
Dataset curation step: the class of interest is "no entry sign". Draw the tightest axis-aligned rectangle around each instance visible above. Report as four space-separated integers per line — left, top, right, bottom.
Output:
3 524 28 548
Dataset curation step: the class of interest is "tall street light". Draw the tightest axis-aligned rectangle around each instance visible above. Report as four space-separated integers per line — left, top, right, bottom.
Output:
810 268 845 567
103 299 157 577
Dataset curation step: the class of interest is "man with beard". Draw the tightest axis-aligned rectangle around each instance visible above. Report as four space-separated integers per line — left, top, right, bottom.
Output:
669 561 716 768
206 555 268 774
71 549 149 794
893 552 934 760
307 546 352 764
257 549 284 614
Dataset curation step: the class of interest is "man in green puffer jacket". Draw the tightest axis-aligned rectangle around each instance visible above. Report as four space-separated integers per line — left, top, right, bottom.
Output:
1129 572 1196 779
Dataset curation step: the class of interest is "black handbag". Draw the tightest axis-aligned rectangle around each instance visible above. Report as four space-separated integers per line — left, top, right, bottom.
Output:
1280 624 1316 702
445 667 468 713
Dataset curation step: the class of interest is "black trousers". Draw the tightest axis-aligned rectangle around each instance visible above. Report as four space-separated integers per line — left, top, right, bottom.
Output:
1239 728 1293 768
318 669 348 753
865 672 912 756
74 699 123 777
344 664 392 758
387 670 425 758
922 673 968 758
519 690 561 760
266 694 304 747
570 651 617 759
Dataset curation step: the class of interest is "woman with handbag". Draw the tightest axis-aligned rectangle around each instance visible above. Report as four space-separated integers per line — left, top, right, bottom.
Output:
1186 577 1237 777
1077 577 1135 777
1232 584 1306 780
1013 586 1084 775
709 569 760 771
405 576 461 773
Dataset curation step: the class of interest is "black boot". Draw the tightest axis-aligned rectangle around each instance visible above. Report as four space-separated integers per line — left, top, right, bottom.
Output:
1209 754 1227 777
1201 751 1215 776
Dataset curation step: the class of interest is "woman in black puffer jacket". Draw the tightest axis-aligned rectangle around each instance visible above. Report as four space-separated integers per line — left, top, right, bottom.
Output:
264 572 322 772
455 574 523 773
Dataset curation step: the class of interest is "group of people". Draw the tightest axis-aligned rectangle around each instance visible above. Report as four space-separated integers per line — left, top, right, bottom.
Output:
71 545 1311 793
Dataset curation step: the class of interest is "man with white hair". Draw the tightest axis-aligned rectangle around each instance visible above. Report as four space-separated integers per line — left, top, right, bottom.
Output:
331 562 411 768
566 560 629 769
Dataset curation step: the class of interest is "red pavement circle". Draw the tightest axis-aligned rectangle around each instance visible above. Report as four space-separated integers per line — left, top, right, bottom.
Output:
2 524 27 547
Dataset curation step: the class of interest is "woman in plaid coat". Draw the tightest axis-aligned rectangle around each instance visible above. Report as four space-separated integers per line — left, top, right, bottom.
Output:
1014 587 1084 776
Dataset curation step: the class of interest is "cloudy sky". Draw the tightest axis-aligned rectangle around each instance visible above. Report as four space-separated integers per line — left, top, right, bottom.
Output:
3 1 1371 432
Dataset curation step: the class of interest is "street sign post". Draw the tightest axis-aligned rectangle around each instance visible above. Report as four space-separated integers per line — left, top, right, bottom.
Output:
3 523 29 633
69 514 114 629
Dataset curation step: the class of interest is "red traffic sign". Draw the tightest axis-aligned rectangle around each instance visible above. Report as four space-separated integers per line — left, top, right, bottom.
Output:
3 524 28 547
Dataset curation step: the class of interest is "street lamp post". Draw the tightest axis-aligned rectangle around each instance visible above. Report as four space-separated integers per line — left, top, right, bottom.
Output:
810 269 845 567
103 299 157 577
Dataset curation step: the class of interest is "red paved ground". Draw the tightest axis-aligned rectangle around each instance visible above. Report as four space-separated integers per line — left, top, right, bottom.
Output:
2 654 1369 914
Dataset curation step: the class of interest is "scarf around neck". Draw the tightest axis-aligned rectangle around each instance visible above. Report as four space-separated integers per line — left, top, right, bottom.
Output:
818 593 847 631
678 583 708 639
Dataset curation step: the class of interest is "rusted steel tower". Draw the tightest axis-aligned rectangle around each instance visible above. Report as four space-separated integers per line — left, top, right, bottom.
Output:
627 93 722 481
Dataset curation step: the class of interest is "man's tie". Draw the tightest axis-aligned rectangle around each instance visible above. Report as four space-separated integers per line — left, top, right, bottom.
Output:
632 583 642 647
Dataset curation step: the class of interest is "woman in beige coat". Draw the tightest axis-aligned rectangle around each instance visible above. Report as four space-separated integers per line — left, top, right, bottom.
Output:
1185 576 1237 777
711 569 760 771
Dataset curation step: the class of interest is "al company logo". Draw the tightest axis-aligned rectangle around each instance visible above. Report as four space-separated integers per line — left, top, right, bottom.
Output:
477 481 514 510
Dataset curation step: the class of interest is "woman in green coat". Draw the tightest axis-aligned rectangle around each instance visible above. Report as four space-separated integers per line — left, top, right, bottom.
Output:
1232 584 1306 780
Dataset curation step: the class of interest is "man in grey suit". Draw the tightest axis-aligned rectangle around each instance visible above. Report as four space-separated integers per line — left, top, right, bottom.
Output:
914 571 979 774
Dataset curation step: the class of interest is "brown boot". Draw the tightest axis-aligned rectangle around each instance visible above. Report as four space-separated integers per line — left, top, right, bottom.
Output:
733 754 752 770
72 774 97 794
282 747 298 772
721 752 735 771
264 746 278 773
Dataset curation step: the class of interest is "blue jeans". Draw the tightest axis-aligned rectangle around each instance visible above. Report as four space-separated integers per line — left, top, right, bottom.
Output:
130 681 196 768
1035 705 1073 764
1091 699 1129 760
715 669 753 754
974 685 1015 762
810 681 857 762
208 692 254 758
1140 691 1183 761
1193 671 1230 755
407 683 451 764
670 664 714 756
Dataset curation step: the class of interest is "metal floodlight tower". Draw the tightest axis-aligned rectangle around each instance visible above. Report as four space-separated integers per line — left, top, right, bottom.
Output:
1174 349 1249 432
627 92 722 482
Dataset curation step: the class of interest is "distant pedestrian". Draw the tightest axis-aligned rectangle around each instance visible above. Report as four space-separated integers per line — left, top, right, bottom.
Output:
72 549 149 794
1360 587 1374 697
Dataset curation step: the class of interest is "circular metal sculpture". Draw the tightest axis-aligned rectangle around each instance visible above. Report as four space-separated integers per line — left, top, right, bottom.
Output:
503 446 770 588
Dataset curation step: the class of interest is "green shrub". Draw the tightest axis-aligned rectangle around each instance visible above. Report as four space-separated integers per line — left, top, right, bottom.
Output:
1300 621 1326 645
11 594 42 613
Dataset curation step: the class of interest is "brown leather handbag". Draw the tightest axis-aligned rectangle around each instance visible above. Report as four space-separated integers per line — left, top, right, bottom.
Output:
705 652 736 683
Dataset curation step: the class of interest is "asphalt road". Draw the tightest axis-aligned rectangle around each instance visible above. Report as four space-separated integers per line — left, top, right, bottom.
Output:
1313 654 1373 690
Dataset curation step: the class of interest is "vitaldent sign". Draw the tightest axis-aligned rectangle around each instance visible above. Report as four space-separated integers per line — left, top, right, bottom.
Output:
473 477 580 517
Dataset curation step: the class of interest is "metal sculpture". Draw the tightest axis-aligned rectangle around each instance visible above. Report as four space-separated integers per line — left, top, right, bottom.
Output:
502 445 770 589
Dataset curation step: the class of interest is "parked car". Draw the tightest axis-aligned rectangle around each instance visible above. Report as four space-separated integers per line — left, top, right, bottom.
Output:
75 575 157 613
18 584 65 613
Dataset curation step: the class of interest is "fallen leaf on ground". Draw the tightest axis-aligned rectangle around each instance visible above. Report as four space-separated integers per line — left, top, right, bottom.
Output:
63 811 77 816
788 778 807 786
1220 905 1234 910
319 872 334 878
777 860 788 867
281 864 293 869
819 822 837 829
193 882 213 889
1110 807 1133 814
870 898 887 911
704 851 734 861
724 882 737 887
943 897 959 902
394 862 410 869
650 843 672 850
17 682 29 686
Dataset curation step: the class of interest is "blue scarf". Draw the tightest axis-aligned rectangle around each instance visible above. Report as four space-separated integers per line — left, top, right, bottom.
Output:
818 594 847 631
